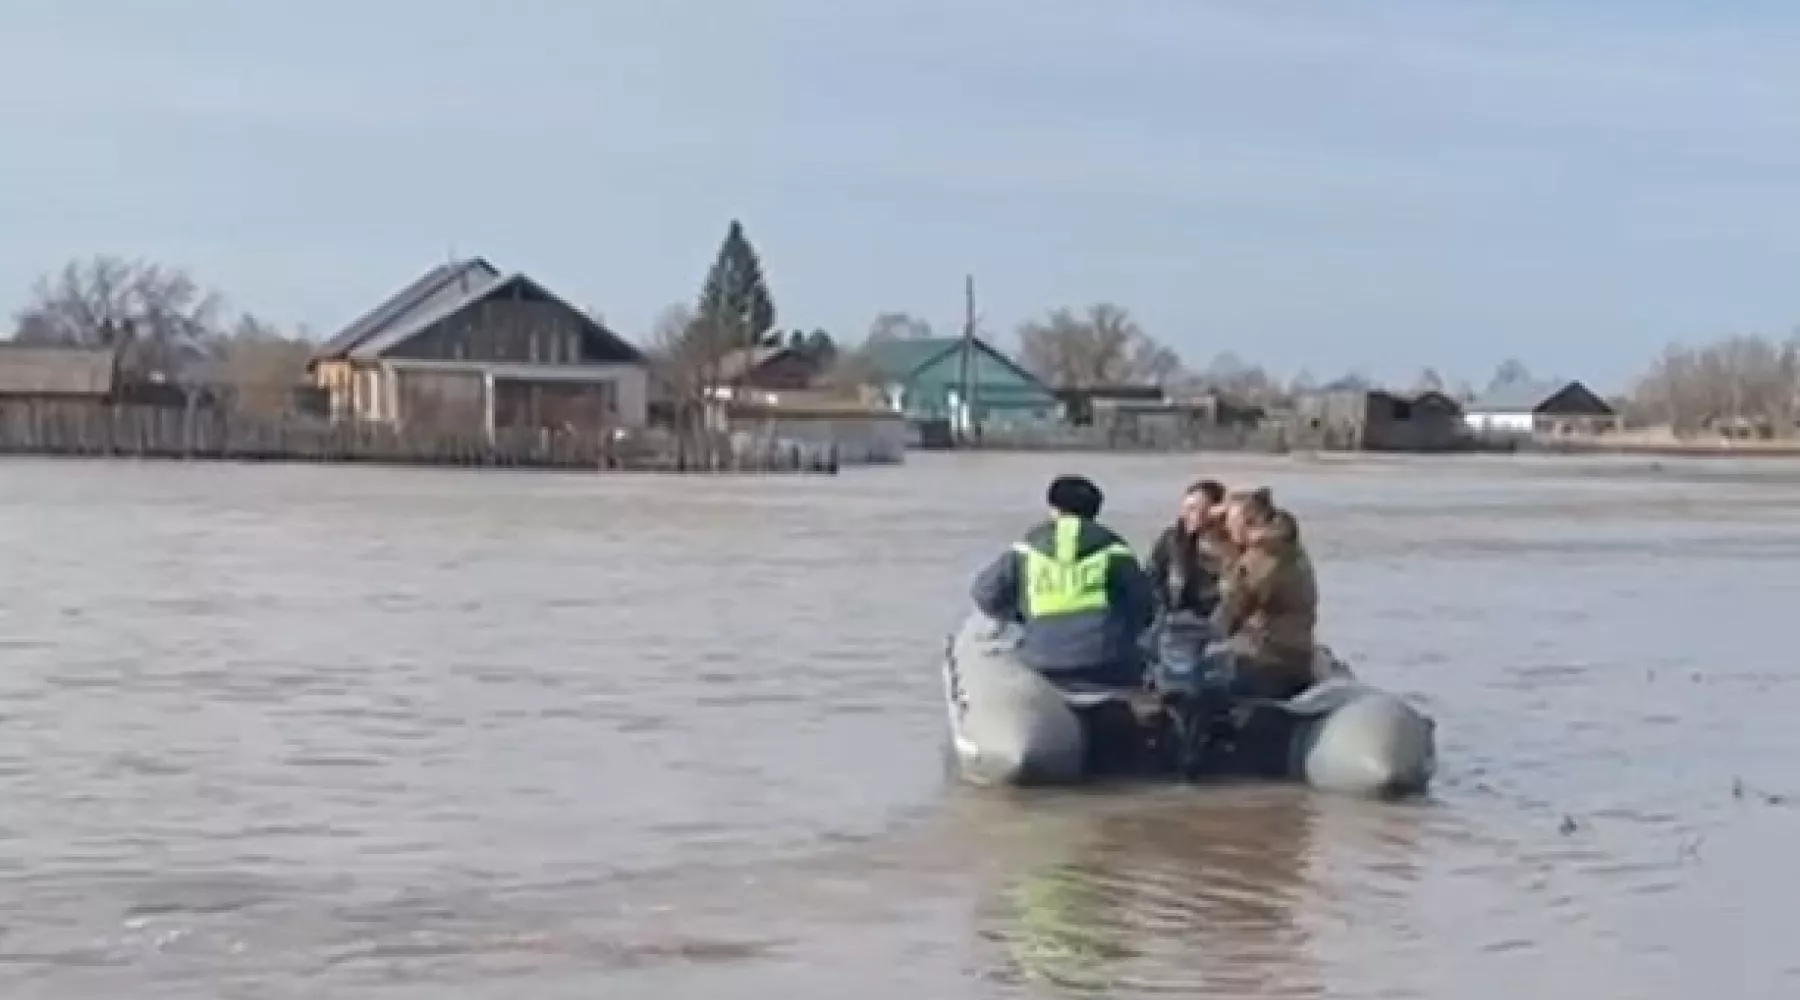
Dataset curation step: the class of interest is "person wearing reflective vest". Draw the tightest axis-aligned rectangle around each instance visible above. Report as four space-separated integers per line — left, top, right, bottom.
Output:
970 475 1157 689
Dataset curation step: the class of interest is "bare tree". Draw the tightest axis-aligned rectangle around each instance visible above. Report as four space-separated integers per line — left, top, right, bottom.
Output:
12 255 226 379
645 303 709 398
210 314 314 416
1487 358 1532 392
1185 351 1289 406
1627 332 1800 435
1016 303 1183 388
865 311 935 343
1412 367 1446 394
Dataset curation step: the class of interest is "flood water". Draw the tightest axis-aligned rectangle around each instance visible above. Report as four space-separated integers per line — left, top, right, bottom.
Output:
2 451 1798 998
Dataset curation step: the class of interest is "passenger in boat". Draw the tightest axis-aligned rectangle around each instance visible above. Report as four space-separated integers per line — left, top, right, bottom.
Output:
1209 497 1318 701
1218 486 1272 552
1146 478 1230 617
970 474 1157 689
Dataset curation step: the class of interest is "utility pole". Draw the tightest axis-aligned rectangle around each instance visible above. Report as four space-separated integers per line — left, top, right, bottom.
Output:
957 274 977 446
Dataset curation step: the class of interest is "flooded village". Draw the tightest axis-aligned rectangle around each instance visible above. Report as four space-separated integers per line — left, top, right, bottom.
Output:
0 237 1779 475
14 2 1800 996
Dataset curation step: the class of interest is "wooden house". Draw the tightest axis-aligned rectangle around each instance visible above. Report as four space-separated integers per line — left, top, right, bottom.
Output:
307 257 649 437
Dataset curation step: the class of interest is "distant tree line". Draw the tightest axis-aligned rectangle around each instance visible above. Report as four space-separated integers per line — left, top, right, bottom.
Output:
1622 333 1800 434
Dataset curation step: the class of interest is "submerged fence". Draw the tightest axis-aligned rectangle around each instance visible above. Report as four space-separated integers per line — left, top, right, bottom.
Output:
959 421 1292 453
0 401 838 474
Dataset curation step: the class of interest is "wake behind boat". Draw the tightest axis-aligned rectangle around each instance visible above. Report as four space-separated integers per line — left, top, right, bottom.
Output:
942 612 1438 797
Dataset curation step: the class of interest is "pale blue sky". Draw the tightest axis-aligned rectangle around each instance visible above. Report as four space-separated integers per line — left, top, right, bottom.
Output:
3 0 1797 390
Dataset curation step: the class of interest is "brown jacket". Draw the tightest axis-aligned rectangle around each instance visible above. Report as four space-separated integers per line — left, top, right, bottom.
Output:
1210 511 1317 683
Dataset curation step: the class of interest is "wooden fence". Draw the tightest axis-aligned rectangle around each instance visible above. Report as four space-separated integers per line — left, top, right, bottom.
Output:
0 401 838 474
962 421 1291 453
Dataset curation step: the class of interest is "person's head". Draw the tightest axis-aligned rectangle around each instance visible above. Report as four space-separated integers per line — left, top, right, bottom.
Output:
1225 487 1274 545
1046 474 1104 520
1179 478 1226 531
1255 507 1300 548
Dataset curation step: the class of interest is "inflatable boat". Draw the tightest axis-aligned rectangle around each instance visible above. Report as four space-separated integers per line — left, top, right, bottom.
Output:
941 612 1437 797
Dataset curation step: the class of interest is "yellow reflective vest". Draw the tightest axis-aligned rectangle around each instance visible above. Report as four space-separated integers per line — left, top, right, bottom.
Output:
1012 516 1134 618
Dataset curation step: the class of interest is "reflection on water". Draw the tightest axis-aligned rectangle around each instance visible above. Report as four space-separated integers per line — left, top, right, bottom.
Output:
977 788 1326 996
950 786 1438 998
3 453 1800 998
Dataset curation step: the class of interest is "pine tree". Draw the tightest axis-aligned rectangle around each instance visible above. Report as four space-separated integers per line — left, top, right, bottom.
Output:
695 220 777 350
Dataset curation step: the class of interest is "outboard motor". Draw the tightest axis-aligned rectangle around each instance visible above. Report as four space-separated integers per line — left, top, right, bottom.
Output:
1148 613 1238 777
1151 612 1213 691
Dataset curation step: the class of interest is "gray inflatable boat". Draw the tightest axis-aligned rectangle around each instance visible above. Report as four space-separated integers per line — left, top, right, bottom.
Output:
942 612 1437 797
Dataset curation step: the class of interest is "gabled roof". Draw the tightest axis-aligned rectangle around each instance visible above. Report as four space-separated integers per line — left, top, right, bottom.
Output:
1467 379 1603 415
858 336 1049 392
715 344 802 382
313 257 501 363
858 337 961 379
0 344 115 395
312 260 643 366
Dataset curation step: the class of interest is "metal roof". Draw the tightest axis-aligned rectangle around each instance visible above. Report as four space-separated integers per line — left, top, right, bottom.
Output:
857 337 964 379
345 271 644 364
312 257 501 361
1466 379 1579 414
311 258 643 366
857 336 1049 394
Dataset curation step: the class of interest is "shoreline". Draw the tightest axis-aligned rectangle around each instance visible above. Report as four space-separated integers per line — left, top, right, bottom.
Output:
1520 438 1800 460
939 436 1800 461
0 449 842 475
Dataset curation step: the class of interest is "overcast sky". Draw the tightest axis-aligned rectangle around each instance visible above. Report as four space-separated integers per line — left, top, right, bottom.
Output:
3 0 1796 390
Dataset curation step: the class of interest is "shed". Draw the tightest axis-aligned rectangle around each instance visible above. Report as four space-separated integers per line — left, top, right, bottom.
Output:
1464 379 1617 437
1295 388 1467 451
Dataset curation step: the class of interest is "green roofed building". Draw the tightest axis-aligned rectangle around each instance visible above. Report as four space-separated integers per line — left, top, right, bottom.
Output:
857 336 1062 434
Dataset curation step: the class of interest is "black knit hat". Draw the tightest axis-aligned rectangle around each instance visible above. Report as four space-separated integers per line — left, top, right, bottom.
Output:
1046 475 1103 519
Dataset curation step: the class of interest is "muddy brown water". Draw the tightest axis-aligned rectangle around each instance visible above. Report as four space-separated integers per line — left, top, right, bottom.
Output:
1 452 1797 999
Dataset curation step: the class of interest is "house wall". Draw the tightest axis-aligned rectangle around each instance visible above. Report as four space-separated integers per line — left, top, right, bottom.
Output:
1534 413 1619 435
908 367 1059 424
394 368 487 434
312 359 397 423
884 345 1061 427
1464 411 1536 436
407 361 647 430
1363 412 1465 451
389 297 595 365
312 359 356 419
1295 390 1467 451
492 377 617 431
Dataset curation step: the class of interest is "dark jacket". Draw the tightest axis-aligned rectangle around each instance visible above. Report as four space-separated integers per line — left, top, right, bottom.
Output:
1146 522 1230 616
971 516 1156 680
1210 511 1318 688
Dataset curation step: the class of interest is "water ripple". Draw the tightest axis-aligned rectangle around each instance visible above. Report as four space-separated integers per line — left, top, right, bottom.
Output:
2 454 1800 998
